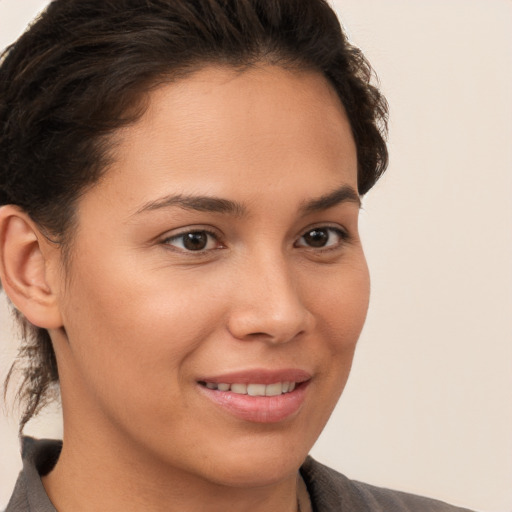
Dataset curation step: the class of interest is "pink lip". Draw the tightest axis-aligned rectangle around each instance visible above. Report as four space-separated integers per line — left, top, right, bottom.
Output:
197 368 311 423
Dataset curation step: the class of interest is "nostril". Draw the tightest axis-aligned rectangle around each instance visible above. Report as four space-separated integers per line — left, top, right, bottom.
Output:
238 329 306 343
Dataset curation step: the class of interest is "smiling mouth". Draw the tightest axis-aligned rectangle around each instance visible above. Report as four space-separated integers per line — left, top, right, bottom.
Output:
197 374 309 422
198 381 297 396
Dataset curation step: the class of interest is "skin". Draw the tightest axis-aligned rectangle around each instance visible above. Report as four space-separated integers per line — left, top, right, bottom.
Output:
1 65 370 511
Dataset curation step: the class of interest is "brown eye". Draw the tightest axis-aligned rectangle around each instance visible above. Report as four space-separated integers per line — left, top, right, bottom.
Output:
183 232 208 250
164 230 219 252
303 229 329 247
296 227 346 249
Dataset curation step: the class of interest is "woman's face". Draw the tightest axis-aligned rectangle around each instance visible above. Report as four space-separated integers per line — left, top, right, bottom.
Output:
52 65 370 487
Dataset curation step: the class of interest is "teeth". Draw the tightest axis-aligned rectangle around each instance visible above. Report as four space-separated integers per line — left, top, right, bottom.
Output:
203 381 298 395
247 383 266 396
230 383 247 394
265 382 283 396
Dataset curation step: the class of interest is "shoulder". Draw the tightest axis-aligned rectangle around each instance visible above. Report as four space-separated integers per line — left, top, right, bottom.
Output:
300 457 475 512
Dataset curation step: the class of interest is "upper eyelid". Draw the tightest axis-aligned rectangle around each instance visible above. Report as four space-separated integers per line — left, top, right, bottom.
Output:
294 225 350 250
298 226 348 238
298 223 349 238
160 228 224 254
158 223 350 247
161 226 222 241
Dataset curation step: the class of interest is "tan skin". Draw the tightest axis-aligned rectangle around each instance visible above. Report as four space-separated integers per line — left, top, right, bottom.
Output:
0 65 369 511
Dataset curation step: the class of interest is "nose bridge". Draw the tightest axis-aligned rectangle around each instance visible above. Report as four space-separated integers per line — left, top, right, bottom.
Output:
227 246 313 343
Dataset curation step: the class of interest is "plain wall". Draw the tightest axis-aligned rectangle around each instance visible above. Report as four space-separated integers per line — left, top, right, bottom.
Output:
1 1 511 510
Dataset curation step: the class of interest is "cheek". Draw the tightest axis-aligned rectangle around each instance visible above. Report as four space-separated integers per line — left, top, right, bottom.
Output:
308 255 369 415
58 257 226 409
313 256 371 350
294 257 370 440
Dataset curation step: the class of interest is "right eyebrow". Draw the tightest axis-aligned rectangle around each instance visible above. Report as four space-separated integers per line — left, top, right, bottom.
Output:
300 185 361 214
133 194 247 218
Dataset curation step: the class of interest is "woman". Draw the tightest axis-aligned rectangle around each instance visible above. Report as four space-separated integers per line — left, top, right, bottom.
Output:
0 1 475 511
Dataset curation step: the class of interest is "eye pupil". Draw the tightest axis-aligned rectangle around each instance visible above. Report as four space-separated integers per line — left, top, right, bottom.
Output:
304 229 328 247
183 232 208 250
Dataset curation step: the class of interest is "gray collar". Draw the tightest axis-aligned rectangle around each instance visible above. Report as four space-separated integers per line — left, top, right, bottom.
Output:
5 437 60 512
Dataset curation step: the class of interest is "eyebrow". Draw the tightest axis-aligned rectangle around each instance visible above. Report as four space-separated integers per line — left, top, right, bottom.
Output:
300 185 361 214
134 184 360 217
135 194 247 217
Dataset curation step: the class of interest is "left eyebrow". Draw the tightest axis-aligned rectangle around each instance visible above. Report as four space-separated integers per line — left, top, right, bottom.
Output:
134 194 247 217
300 185 361 214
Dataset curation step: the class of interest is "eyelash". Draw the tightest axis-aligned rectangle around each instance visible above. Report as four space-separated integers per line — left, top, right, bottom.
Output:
162 229 222 253
294 226 349 251
161 226 349 254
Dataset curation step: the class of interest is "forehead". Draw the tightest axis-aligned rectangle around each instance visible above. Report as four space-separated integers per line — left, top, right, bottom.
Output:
89 65 358 213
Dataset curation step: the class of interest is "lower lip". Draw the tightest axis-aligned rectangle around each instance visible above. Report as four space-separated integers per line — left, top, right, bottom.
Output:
198 382 309 423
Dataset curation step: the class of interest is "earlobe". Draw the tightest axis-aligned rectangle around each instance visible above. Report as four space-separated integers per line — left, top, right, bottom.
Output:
0 205 63 329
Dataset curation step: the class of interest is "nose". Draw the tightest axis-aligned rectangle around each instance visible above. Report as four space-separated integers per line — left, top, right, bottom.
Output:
226 252 315 344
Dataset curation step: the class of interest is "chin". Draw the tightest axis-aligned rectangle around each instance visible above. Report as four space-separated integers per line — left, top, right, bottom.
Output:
206 451 306 488
192 430 313 488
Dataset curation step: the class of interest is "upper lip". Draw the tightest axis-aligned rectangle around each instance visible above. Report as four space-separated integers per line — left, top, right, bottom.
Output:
198 368 312 385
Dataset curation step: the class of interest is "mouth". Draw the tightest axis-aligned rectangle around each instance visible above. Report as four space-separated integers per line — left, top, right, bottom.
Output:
197 369 311 423
198 381 298 396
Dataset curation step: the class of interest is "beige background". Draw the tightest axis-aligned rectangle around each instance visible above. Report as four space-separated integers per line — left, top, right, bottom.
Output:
1 1 511 510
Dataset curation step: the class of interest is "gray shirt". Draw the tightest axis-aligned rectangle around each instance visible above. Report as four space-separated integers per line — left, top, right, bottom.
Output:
5 437 475 511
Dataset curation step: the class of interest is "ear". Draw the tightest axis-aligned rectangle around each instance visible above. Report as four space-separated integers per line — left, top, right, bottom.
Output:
0 205 63 329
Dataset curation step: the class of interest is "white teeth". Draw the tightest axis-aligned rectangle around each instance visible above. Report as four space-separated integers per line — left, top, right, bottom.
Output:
265 382 283 396
247 383 266 396
230 383 247 394
203 381 298 395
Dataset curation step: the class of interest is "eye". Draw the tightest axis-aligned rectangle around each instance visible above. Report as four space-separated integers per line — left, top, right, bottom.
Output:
295 227 347 249
163 230 221 252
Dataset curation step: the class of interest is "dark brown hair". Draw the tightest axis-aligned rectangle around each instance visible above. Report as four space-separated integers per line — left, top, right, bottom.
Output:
0 0 388 431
